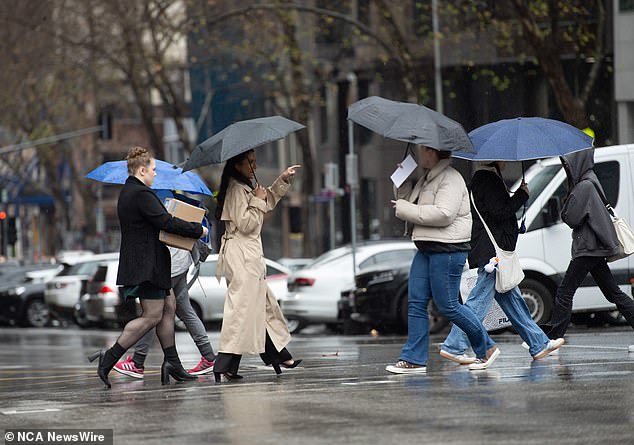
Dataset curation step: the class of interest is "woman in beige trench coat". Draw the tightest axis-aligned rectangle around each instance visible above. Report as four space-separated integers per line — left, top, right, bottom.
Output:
213 149 302 382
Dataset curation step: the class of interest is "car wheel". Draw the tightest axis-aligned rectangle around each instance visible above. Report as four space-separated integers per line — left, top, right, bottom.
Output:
397 292 449 335
22 298 50 328
519 278 553 325
286 317 306 334
73 305 94 329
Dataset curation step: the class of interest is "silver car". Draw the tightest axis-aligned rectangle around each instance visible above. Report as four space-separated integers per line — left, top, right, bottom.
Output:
44 253 119 325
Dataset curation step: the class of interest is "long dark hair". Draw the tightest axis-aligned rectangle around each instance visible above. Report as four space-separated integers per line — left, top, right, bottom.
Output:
215 150 254 220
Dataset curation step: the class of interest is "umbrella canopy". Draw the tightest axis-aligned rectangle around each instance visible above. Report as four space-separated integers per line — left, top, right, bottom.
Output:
182 116 305 171
86 160 212 195
453 117 594 161
347 96 474 152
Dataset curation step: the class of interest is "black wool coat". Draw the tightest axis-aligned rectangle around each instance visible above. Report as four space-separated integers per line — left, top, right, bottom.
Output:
468 168 528 269
116 176 203 289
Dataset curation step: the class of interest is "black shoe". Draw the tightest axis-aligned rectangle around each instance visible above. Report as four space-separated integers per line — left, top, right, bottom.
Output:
161 361 198 385
214 372 244 383
279 359 302 369
87 350 112 389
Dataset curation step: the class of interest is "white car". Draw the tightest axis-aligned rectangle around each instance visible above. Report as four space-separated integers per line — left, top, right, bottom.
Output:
281 240 417 333
44 252 119 325
187 254 291 323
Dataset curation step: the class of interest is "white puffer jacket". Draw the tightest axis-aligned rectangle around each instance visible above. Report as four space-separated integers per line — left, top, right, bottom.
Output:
394 158 472 243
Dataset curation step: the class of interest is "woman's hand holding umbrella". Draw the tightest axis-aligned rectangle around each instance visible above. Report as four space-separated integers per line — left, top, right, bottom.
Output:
254 186 267 200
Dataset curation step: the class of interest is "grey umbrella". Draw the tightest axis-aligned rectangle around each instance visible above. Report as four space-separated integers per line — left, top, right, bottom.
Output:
182 116 305 171
347 96 474 152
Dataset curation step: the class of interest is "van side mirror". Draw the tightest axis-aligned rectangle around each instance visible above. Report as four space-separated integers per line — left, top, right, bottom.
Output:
542 197 561 227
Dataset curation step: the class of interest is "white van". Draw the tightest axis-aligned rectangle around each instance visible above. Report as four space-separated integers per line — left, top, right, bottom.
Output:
515 144 634 325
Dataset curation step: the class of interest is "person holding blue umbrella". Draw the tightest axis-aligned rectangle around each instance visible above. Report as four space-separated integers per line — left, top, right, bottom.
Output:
88 146 209 388
439 160 564 364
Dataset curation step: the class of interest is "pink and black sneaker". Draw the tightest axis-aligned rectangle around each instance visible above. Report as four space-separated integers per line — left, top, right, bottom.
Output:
187 357 215 375
113 356 144 379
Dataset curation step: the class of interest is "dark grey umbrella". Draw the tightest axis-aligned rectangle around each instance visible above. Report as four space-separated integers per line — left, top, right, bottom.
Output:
347 96 474 152
182 116 305 171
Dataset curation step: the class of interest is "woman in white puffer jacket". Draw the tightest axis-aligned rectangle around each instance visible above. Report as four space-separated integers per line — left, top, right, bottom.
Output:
386 147 500 373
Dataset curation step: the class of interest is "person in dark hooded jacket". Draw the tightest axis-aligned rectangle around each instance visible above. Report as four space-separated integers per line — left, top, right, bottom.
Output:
545 148 634 339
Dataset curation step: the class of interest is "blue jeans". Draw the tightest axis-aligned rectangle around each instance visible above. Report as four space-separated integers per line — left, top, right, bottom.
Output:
400 251 494 366
441 267 550 357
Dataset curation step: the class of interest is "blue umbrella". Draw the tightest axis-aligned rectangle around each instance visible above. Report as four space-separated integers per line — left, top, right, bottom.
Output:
86 160 213 195
453 117 593 161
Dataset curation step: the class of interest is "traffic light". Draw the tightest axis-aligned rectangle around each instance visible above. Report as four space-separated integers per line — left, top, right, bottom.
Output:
97 110 113 140
6 217 16 245
0 211 5 221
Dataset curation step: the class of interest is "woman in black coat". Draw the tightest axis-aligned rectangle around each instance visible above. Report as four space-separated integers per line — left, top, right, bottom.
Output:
89 146 207 388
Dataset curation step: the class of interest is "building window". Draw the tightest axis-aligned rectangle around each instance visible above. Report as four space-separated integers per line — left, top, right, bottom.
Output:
620 0 634 11
316 0 350 44
358 0 370 25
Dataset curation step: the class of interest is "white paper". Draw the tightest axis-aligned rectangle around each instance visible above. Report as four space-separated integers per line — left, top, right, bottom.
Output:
390 154 417 188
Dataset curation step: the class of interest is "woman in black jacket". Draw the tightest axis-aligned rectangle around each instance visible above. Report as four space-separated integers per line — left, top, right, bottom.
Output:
439 162 564 364
89 147 207 388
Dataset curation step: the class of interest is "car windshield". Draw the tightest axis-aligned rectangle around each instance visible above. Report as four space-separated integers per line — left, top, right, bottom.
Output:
306 247 351 268
516 164 561 218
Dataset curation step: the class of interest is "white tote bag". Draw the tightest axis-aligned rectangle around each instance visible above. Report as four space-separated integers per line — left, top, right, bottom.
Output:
471 193 525 293
591 183 634 262
607 210 634 262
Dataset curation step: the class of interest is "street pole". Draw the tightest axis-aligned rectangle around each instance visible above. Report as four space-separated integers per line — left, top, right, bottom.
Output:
432 0 443 114
347 119 357 275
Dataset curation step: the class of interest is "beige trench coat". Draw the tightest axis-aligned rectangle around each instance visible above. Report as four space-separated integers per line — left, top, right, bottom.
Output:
216 176 292 355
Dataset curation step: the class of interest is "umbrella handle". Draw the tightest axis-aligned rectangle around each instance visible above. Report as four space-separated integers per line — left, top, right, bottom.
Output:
401 143 414 161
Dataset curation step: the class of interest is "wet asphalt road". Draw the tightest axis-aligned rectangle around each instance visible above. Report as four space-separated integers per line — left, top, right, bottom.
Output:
1 326 634 445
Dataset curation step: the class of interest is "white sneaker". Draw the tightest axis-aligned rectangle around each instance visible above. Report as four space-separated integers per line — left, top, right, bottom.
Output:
533 338 565 360
468 347 501 371
439 349 476 365
385 360 427 374
522 341 559 355
628 345 634 353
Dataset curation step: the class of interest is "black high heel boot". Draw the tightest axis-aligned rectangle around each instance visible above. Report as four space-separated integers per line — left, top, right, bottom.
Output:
271 362 282 375
161 361 198 385
87 350 112 389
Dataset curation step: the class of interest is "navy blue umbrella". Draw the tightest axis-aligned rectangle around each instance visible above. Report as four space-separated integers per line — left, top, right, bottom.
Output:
86 160 213 196
453 117 593 161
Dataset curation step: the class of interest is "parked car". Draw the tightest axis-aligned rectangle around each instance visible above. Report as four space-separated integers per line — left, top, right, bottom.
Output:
0 265 62 327
514 143 634 325
337 257 450 335
80 254 290 327
187 254 290 323
276 257 313 272
281 240 417 333
44 252 119 325
81 259 138 328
